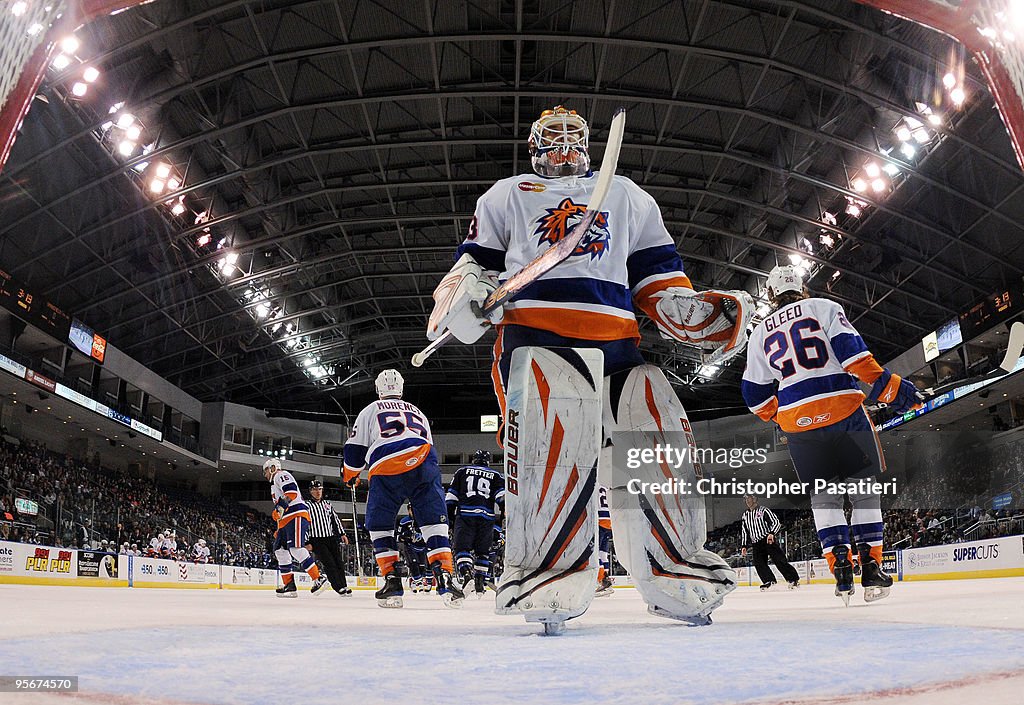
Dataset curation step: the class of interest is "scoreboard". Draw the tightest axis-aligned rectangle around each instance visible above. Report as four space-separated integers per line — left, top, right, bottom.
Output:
0 267 105 364
957 282 1023 341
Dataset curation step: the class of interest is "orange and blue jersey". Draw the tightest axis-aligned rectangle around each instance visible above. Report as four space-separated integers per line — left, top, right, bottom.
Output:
456 171 693 344
271 470 310 529
598 485 612 531
742 297 892 434
343 399 434 484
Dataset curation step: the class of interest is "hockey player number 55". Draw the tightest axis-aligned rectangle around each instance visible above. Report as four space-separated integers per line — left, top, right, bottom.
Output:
377 411 429 438
764 320 828 378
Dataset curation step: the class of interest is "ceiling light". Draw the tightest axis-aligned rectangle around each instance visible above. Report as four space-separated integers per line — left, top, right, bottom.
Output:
864 162 881 178
905 116 923 129
871 178 886 192
950 87 965 105
117 140 134 156
116 113 135 129
149 179 165 194
900 143 916 159
927 113 942 126
845 203 862 217
171 202 186 216
51 54 71 70
196 233 211 247
943 72 956 89
60 36 80 54
819 233 835 247
788 254 805 266
882 163 899 176
11 2 28 16
852 178 867 192
155 163 171 178
225 252 239 265
83 66 99 83
167 177 180 190
125 125 141 141
895 125 912 142
912 128 930 143
71 82 87 97
255 303 270 318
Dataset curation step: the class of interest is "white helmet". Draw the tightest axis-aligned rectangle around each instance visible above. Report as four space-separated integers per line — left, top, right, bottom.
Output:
157 533 165 540
263 457 282 480
766 264 804 300
375 369 404 398
529 105 590 177
199 539 207 546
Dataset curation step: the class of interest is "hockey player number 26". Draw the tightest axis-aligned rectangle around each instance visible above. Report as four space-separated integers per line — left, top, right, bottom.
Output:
764 319 829 378
377 411 428 439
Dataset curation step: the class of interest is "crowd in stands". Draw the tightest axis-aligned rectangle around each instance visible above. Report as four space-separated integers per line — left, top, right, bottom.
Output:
0 439 274 567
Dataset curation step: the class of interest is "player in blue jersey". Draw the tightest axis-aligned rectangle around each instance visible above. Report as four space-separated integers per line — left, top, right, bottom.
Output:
446 450 506 595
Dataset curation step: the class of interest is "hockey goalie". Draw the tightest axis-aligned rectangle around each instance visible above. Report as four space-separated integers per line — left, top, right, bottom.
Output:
424 106 748 632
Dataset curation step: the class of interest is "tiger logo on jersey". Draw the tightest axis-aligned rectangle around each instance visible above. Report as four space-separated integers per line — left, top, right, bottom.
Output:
534 197 610 259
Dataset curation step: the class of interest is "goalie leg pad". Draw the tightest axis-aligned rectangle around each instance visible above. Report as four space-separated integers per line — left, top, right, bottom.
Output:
496 346 603 625
605 365 736 623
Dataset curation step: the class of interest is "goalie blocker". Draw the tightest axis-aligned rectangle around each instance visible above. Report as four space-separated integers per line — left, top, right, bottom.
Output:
497 346 736 632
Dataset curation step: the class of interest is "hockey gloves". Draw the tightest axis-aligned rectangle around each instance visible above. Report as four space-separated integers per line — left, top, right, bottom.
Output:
868 369 924 413
427 253 503 344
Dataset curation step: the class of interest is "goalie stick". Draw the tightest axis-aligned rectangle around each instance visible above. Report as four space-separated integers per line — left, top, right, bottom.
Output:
412 107 626 368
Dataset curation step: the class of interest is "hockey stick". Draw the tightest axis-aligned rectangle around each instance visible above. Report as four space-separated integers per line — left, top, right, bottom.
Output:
920 320 1024 399
412 107 627 367
870 321 1024 412
349 483 364 578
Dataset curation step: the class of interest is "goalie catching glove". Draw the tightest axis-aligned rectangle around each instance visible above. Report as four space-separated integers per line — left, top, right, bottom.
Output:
427 253 503 344
650 287 756 361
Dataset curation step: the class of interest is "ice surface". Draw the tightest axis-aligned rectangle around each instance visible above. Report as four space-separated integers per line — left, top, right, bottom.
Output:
2 578 1023 705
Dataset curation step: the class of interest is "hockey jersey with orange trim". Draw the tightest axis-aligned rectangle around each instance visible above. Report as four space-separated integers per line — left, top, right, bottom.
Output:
456 172 692 341
343 399 434 482
271 470 310 528
742 297 887 433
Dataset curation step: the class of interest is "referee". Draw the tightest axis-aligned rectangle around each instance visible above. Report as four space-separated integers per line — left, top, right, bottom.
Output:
740 494 800 590
306 480 352 596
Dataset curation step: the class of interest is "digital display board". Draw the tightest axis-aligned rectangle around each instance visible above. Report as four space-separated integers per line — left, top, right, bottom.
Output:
958 283 1023 340
0 267 104 364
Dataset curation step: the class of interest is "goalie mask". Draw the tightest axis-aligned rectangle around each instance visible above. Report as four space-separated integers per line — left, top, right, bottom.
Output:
375 369 404 398
529 105 590 177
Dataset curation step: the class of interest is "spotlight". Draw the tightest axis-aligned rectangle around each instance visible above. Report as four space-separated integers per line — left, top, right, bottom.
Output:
900 143 916 159
149 179 165 194
871 178 886 193
116 113 135 129
60 36 80 54
171 203 186 216
852 178 867 192
125 125 141 141
83 67 99 83
155 163 171 178
943 72 956 89
52 54 71 70
895 125 912 142
864 162 881 178
950 87 965 106
71 82 88 97
117 140 135 156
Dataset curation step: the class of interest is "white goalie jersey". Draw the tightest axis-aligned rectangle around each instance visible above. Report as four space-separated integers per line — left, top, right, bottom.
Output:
456 172 693 341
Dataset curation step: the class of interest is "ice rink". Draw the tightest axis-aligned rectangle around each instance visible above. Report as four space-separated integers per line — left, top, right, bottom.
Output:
2 578 1024 705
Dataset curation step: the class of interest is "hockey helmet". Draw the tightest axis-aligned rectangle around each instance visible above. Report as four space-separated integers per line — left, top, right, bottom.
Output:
375 369 404 398
529 105 590 177
766 264 805 302
263 457 282 480
472 449 492 467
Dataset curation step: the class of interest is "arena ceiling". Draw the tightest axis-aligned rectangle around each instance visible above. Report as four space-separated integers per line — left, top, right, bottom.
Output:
2 0 1024 424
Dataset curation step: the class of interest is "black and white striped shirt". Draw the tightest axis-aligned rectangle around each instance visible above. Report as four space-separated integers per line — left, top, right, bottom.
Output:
741 505 782 545
308 498 345 539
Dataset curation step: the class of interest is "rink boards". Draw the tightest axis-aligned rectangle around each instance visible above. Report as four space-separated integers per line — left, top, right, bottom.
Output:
3 535 1023 590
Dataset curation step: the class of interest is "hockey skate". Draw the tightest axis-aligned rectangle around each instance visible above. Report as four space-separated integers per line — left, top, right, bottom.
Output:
375 573 404 608
310 576 329 596
858 543 893 603
595 576 614 598
787 579 800 589
473 573 487 597
759 581 776 592
335 587 353 597
275 580 297 598
433 566 465 609
831 545 856 606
